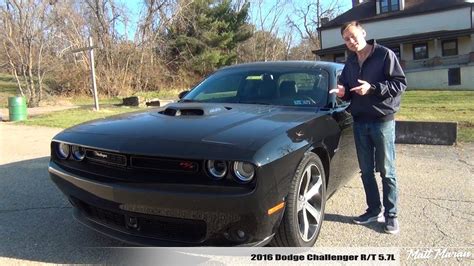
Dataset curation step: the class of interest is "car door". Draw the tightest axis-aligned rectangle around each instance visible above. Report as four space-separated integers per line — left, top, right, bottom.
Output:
326 72 359 195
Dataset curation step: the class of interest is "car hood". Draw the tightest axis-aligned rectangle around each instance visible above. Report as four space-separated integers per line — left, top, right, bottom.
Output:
54 103 326 159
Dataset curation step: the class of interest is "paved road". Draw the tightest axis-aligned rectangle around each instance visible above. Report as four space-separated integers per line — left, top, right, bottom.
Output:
0 123 472 265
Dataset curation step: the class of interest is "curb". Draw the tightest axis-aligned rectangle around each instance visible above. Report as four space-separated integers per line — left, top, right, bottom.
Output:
395 121 457 145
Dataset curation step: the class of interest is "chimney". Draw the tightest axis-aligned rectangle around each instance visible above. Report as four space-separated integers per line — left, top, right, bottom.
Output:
320 17 330 26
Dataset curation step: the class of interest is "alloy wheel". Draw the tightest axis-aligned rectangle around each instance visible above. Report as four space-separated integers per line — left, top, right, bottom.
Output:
296 163 323 242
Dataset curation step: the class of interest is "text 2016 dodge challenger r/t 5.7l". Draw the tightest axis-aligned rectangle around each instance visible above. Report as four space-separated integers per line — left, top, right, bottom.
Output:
49 61 358 247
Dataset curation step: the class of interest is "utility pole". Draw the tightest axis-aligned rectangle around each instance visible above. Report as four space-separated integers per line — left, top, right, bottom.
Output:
70 37 99 111
88 37 99 111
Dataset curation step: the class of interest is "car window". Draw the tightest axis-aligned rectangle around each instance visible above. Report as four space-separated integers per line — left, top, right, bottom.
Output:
238 73 278 104
278 72 328 106
190 73 241 102
184 69 330 107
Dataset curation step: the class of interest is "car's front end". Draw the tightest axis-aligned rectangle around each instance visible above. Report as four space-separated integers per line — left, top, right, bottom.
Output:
48 106 308 246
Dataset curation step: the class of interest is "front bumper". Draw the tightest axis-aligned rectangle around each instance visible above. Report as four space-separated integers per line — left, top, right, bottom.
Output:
49 161 284 246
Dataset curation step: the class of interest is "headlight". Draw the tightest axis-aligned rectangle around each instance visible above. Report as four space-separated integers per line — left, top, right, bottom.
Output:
233 161 255 183
56 142 70 159
206 160 228 179
71 145 86 161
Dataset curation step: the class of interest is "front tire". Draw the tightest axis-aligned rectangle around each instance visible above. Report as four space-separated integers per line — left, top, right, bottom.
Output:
272 152 326 247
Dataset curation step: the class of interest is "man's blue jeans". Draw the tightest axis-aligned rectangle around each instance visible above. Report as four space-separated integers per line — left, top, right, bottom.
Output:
353 120 398 218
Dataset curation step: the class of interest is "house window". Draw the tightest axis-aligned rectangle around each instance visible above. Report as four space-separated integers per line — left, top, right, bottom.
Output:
388 46 401 59
380 0 400 13
413 43 428 60
334 53 346 63
442 40 458 56
448 68 461 86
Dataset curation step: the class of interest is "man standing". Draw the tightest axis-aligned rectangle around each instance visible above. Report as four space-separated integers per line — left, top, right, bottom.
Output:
331 21 407 234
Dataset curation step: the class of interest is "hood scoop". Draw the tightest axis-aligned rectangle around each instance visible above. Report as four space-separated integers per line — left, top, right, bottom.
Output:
159 103 232 117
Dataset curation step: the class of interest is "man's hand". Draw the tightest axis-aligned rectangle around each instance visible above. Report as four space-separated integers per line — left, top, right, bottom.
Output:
329 84 346 98
350 79 373 95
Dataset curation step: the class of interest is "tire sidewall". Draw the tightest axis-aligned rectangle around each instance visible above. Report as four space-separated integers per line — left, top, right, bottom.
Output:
286 152 327 247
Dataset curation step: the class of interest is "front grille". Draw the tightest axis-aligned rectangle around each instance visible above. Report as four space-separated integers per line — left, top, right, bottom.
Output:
75 199 207 243
85 149 127 166
81 201 126 227
54 146 252 187
131 156 199 173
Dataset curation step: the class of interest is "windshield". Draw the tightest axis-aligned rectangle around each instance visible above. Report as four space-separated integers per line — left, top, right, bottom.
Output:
183 68 330 107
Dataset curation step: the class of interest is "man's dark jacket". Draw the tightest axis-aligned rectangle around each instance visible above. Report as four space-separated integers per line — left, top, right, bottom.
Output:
339 40 407 122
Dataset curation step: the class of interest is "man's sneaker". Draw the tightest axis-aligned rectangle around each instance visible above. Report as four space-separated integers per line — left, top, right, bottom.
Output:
384 217 399 234
353 211 383 224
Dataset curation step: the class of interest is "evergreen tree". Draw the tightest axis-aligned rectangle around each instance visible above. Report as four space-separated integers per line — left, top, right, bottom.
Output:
167 0 252 76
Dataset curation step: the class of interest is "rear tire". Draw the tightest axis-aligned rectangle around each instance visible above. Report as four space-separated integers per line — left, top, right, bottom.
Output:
271 152 326 247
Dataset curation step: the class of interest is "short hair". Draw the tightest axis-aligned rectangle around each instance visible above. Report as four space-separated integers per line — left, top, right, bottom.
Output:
340 21 363 35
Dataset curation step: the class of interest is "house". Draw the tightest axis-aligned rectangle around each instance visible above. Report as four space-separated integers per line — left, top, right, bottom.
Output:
315 0 474 89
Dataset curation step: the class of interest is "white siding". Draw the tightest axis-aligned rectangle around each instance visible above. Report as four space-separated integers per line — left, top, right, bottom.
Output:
400 37 472 62
321 27 347 49
458 36 472 54
406 65 474 89
401 44 411 62
403 41 436 61
321 7 472 49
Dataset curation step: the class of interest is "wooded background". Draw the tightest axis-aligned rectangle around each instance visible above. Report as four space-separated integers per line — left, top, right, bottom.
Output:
0 0 343 107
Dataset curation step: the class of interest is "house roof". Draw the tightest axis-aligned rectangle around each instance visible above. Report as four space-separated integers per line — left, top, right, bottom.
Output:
314 28 474 56
319 0 473 30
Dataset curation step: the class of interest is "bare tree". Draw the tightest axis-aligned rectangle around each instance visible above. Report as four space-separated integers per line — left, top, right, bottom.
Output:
286 0 343 59
0 0 55 106
1 0 346 102
238 0 290 62
134 0 176 91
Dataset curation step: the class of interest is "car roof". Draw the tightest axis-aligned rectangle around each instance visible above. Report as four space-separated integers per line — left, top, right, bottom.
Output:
219 60 344 73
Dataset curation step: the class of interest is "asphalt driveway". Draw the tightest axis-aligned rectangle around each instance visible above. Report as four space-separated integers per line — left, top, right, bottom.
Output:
0 123 472 265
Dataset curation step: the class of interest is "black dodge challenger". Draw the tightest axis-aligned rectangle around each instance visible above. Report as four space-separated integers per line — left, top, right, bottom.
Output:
49 61 358 247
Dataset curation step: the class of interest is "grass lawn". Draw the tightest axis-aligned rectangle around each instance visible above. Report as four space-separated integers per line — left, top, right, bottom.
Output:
0 73 22 107
18 105 145 129
397 90 474 142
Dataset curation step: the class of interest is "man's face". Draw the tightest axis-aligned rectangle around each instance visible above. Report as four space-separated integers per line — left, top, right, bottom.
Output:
342 25 367 52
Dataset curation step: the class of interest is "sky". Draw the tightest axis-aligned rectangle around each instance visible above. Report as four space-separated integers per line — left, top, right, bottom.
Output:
117 0 352 44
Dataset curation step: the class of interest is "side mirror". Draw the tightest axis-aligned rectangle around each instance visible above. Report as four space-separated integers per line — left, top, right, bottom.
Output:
178 90 190 99
327 88 337 109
